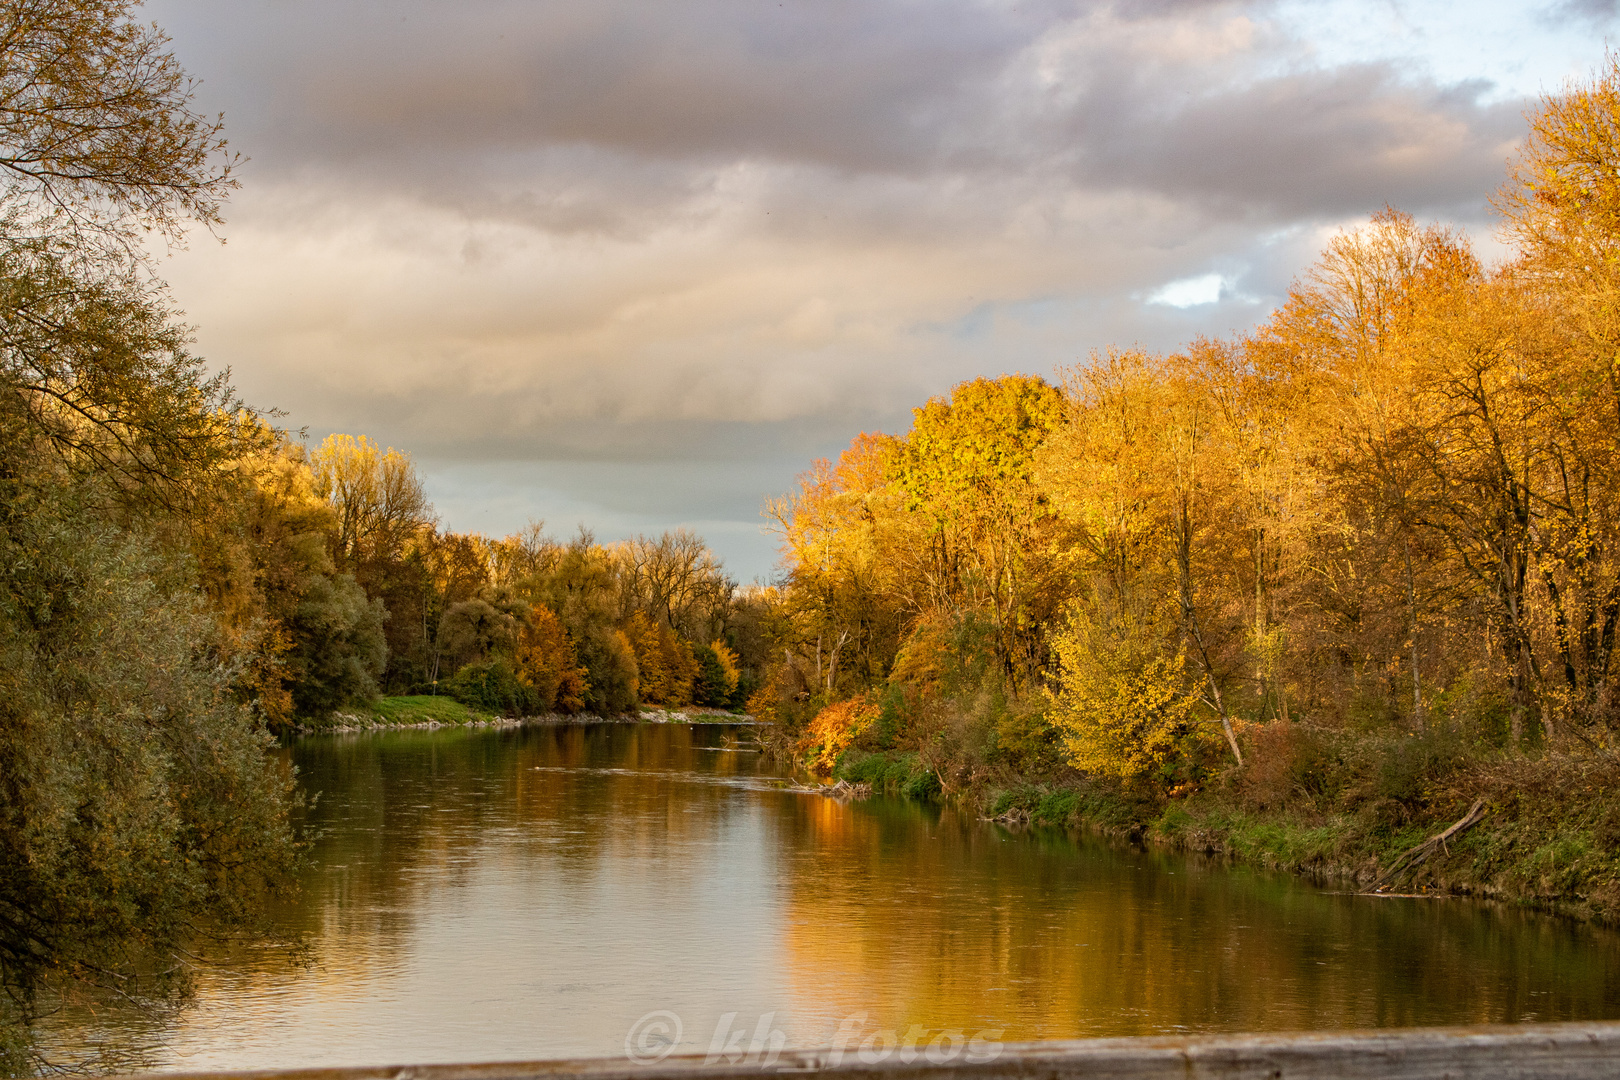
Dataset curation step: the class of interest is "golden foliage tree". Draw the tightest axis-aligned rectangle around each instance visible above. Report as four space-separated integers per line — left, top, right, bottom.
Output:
516 604 588 713
308 433 435 573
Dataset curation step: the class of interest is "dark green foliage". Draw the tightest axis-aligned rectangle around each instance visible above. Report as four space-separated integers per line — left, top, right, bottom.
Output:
0 486 299 1070
437 591 525 671
285 571 388 717
690 642 730 707
443 658 537 717
984 781 1151 834
578 626 638 715
0 2 302 1066
729 670 758 711
901 766 943 801
834 750 940 800
860 684 905 750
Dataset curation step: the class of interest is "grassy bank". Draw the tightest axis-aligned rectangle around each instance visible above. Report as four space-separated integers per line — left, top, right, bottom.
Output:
827 737 1620 926
297 694 499 732
297 698 755 733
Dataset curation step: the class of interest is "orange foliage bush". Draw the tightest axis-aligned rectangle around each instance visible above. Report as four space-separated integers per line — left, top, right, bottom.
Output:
800 695 883 775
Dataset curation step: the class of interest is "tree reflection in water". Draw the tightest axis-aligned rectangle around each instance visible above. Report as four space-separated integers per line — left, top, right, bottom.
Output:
32 723 1620 1070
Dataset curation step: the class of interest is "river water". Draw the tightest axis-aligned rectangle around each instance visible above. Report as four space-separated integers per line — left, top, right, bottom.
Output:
39 722 1620 1070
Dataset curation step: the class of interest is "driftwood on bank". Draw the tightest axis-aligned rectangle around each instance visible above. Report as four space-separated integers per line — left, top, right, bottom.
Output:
1371 798 1489 893
784 779 873 801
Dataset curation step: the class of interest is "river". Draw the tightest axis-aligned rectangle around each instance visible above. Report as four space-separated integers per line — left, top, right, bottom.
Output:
36 721 1620 1070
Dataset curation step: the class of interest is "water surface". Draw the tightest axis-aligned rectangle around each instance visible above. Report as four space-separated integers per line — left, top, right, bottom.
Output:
41 722 1620 1069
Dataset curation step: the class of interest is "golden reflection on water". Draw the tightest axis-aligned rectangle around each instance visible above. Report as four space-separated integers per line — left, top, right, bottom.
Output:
32 723 1620 1071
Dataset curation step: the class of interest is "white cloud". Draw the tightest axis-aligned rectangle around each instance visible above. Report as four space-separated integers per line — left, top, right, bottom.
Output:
1147 273 1227 308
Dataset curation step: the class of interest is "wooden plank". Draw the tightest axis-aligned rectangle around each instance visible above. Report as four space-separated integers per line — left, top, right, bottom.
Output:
106 1022 1620 1080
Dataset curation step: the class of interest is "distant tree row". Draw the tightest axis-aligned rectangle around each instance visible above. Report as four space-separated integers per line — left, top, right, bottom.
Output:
190 428 763 728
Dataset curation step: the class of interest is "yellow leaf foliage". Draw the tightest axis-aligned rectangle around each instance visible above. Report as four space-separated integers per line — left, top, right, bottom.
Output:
710 639 741 698
624 611 696 706
1048 603 1202 780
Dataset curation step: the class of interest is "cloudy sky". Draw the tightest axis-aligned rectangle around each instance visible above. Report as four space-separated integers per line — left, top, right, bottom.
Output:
140 0 1612 581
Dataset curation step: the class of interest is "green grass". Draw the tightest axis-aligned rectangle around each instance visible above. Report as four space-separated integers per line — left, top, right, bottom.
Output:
367 695 494 725
1150 803 1355 871
295 694 497 731
834 750 942 799
985 781 1152 834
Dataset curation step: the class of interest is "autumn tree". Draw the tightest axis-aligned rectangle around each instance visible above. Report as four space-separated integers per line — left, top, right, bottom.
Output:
767 431 908 696
187 428 398 730
617 528 733 641
1246 210 1472 730
308 433 435 573
1039 350 1246 767
0 0 237 260
1496 51 1620 387
530 529 641 713
623 609 695 706
1491 55 1620 735
516 605 587 713
891 375 1069 689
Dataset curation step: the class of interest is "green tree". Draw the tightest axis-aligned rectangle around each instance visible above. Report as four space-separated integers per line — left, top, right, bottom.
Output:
284 571 388 718
0 488 298 1072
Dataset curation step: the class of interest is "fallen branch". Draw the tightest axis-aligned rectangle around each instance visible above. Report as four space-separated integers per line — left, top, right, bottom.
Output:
782 779 872 800
1371 797 1488 893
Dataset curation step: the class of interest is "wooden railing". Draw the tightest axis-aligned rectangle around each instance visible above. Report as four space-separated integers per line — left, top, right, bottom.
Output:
111 1022 1620 1080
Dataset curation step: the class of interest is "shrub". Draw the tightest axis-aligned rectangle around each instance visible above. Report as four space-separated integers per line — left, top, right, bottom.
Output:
444 657 538 717
800 695 883 774
285 571 388 717
579 627 639 714
1048 601 1201 781
1235 722 1338 812
691 642 733 707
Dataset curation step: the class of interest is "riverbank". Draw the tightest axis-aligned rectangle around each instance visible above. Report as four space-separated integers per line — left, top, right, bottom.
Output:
825 742 1620 927
296 696 754 734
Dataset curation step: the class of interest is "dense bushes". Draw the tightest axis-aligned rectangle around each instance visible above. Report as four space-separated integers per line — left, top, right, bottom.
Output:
443 658 537 716
285 572 388 717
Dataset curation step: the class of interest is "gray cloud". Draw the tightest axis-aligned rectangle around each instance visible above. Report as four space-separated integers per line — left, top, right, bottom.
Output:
138 0 1581 579
160 1 1032 172
1070 65 1522 217
154 0 1520 221
1542 0 1617 26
